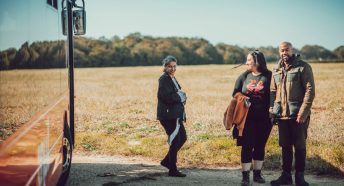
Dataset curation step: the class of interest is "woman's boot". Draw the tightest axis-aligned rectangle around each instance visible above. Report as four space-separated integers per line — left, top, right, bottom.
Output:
241 171 250 186
253 169 265 183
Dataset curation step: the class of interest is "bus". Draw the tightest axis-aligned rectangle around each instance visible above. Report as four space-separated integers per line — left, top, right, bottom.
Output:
0 0 86 185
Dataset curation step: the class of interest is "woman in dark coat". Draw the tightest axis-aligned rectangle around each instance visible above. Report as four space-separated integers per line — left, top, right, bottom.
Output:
232 50 272 186
157 55 187 177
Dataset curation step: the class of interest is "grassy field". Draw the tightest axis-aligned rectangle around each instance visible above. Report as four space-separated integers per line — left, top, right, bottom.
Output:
0 69 68 142
1 64 343 175
72 63 344 176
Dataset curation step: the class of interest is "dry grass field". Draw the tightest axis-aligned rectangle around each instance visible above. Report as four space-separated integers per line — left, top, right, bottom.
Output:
0 69 68 142
73 63 344 175
1 63 343 175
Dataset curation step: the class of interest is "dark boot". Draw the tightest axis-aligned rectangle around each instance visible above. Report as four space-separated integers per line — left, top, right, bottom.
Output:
253 170 266 183
160 159 170 170
241 171 250 186
295 172 309 186
168 170 186 177
270 171 292 186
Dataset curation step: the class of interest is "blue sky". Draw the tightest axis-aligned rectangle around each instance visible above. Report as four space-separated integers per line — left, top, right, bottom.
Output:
86 0 344 50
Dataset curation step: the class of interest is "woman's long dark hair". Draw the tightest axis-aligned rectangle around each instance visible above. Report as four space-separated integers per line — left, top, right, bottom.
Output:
251 50 269 73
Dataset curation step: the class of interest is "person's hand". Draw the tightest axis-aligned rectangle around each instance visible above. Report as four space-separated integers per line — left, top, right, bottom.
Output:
269 113 276 125
177 90 187 103
270 118 275 125
296 115 305 124
226 130 231 137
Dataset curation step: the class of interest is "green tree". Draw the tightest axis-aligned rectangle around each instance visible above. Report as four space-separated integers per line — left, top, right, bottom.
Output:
0 51 10 70
300 45 337 60
333 46 344 59
216 43 245 64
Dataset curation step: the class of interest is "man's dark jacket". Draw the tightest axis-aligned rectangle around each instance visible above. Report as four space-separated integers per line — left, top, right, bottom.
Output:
157 73 185 120
270 55 315 120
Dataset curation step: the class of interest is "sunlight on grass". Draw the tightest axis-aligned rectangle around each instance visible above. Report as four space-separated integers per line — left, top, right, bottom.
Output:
71 63 344 175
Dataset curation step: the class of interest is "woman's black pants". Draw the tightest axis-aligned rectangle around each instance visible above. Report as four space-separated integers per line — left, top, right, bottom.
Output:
240 118 272 163
159 118 187 171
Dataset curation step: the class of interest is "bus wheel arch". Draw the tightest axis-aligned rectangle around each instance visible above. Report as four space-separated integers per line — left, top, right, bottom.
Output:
58 111 73 185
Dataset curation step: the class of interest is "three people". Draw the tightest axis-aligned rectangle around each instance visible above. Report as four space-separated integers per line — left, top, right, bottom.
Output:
157 55 187 177
232 50 272 186
270 42 315 186
157 42 315 185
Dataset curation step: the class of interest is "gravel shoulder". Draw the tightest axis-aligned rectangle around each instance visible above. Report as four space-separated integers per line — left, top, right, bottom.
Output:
67 154 344 186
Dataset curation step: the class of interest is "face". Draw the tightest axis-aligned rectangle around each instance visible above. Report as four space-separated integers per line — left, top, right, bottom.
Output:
165 61 177 76
279 43 293 62
245 54 257 72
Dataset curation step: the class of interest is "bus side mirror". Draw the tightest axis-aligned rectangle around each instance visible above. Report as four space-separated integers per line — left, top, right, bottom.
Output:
73 9 86 35
62 9 67 36
61 0 86 36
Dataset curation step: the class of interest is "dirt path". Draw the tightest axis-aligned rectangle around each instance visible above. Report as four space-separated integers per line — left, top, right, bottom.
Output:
66 154 343 186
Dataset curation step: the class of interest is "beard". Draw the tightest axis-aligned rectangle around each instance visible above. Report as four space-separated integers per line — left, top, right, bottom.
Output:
282 54 292 63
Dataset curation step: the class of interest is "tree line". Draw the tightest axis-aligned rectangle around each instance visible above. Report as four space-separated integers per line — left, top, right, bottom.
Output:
1 32 343 70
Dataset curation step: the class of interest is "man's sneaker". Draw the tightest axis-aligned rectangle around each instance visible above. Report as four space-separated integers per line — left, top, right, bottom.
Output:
168 170 186 177
270 171 293 186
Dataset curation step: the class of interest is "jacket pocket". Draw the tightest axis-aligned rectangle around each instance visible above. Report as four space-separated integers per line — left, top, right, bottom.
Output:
273 72 282 85
272 102 281 117
288 101 302 117
287 71 299 82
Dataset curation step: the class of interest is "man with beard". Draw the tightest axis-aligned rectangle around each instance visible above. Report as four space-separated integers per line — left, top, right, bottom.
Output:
270 42 315 186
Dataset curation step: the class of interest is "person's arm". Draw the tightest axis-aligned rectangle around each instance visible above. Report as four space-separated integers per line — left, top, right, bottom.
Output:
269 70 278 124
232 72 245 97
269 71 277 114
297 63 315 123
158 76 181 104
265 71 272 110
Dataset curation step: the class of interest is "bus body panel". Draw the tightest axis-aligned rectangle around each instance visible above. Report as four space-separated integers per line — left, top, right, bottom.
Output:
0 95 68 186
0 0 72 185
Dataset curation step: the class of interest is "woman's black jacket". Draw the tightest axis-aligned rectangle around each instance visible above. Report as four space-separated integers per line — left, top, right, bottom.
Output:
157 73 185 120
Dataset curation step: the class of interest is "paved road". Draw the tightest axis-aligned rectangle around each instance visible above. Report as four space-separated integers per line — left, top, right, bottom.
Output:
67 155 344 186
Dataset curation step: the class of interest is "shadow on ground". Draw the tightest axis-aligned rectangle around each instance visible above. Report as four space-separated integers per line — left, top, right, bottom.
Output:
264 153 344 177
66 161 344 186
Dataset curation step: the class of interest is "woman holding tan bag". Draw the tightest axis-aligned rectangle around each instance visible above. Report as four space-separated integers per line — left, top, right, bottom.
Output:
232 50 272 186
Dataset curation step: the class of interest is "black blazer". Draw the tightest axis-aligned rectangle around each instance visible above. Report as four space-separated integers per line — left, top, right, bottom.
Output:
157 73 185 120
